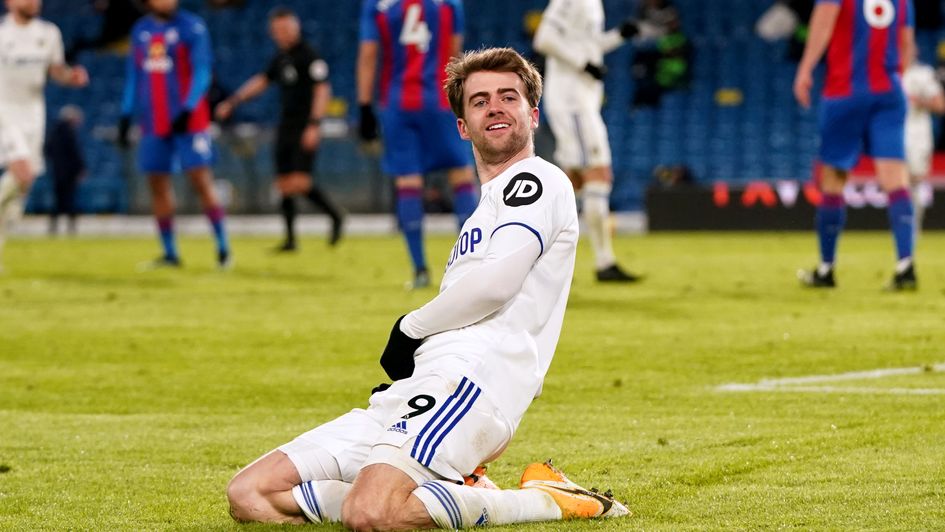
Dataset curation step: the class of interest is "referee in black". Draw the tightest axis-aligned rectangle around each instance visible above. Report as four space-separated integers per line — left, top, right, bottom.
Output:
216 7 344 251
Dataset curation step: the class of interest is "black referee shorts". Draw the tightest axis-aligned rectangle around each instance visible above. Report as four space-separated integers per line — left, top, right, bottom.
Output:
275 126 316 176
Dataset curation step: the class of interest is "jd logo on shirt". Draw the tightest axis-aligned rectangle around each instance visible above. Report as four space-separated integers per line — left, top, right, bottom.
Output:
503 173 542 207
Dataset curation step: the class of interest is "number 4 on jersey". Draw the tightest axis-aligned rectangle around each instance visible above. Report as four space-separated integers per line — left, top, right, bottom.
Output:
400 4 431 53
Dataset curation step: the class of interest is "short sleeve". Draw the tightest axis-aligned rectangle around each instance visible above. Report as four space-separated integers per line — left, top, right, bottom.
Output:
48 24 64 66
451 0 465 35
491 172 565 256
305 49 330 83
359 0 379 42
265 55 280 81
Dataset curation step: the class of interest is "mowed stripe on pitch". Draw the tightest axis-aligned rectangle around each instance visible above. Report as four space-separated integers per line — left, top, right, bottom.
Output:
716 363 945 395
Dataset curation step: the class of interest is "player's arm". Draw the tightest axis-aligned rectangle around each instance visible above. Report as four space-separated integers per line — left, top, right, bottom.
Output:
48 26 88 87
356 40 378 106
49 63 89 87
215 74 269 121
794 1 841 109
184 24 213 110
381 229 541 380
117 49 138 147
303 62 332 151
532 0 588 71
356 40 380 141
402 229 541 338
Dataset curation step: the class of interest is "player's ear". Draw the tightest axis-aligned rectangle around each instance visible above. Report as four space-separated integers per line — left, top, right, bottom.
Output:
457 118 471 140
530 107 539 130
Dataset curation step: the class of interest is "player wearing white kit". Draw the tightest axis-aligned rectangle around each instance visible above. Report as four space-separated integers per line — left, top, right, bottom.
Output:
533 0 642 282
902 48 945 233
226 48 630 530
0 0 88 270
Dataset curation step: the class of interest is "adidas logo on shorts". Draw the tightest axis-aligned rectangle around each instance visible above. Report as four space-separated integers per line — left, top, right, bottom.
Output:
388 420 408 434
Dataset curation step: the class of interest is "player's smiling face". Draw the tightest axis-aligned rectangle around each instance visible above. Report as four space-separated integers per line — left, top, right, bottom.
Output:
457 71 538 162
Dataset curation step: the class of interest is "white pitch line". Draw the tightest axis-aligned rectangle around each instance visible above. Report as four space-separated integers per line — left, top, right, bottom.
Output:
716 363 945 396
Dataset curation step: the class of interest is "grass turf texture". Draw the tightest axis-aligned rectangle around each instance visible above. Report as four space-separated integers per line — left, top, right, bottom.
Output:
1 231 944 531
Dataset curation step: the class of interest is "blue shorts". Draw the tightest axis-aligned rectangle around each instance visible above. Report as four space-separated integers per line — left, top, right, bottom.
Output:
138 131 214 174
818 88 906 171
379 108 471 176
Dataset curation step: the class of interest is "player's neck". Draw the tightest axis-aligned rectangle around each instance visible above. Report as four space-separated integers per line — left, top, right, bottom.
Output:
10 12 34 25
474 143 534 184
150 11 175 23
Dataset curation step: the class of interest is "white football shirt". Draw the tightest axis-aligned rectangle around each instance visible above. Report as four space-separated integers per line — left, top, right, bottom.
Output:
0 15 64 125
533 0 624 112
410 156 579 427
903 62 942 152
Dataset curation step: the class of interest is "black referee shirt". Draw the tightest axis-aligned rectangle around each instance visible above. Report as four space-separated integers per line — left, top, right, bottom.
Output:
265 41 330 130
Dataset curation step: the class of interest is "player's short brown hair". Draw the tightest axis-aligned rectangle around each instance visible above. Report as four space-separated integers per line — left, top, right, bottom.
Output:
444 47 542 119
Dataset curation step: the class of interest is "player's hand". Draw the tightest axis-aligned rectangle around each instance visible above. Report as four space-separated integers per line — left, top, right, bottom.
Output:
583 63 607 81
215 100 234 121
793 67 813 109
171 109 192 134
69 65 89 87
379 315 423 381
117 116 131 148
302 123 321 151
359 104 379 142
619 18 639 38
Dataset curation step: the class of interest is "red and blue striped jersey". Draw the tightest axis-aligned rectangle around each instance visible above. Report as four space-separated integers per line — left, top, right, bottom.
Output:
820 0 914 98
360 0 464 111
121 10 212 136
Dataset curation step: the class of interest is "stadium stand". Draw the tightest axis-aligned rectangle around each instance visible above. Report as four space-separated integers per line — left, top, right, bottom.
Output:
28 0 945 213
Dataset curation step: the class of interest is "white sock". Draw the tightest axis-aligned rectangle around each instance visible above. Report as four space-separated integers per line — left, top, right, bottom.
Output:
582 181 616 270
817 262 833 276
0 171 25 224
413 480 561 528
291 480 351 523
896 257 913 274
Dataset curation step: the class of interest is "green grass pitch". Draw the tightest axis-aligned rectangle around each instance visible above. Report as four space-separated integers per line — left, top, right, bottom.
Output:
1 231 944 530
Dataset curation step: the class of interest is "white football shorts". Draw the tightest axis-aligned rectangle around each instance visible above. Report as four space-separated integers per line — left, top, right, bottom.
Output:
0 121 44 174
544 104 612 170
279 372 512 486
906 141 932 181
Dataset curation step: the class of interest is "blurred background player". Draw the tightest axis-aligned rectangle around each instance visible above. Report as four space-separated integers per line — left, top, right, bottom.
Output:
0 0 88 271
902 45 944 235
533 0 642 283
45 104 86 236
215 7 344 252
794 0 916 290
117 0 231 269
357 0 477 289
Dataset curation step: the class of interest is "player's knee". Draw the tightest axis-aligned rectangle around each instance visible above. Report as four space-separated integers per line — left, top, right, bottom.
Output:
341 493 393 531
226 474 262 522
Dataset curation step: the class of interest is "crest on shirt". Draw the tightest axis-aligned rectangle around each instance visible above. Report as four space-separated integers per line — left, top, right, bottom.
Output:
282 64 298 84
503 173 543 207
144 41 172 73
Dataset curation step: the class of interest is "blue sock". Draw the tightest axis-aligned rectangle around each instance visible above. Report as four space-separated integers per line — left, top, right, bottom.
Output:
397 188 426 272
157 216 178 260
206 206 230 256
816 193 846 265
887 188 914 261
452 183 478 230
